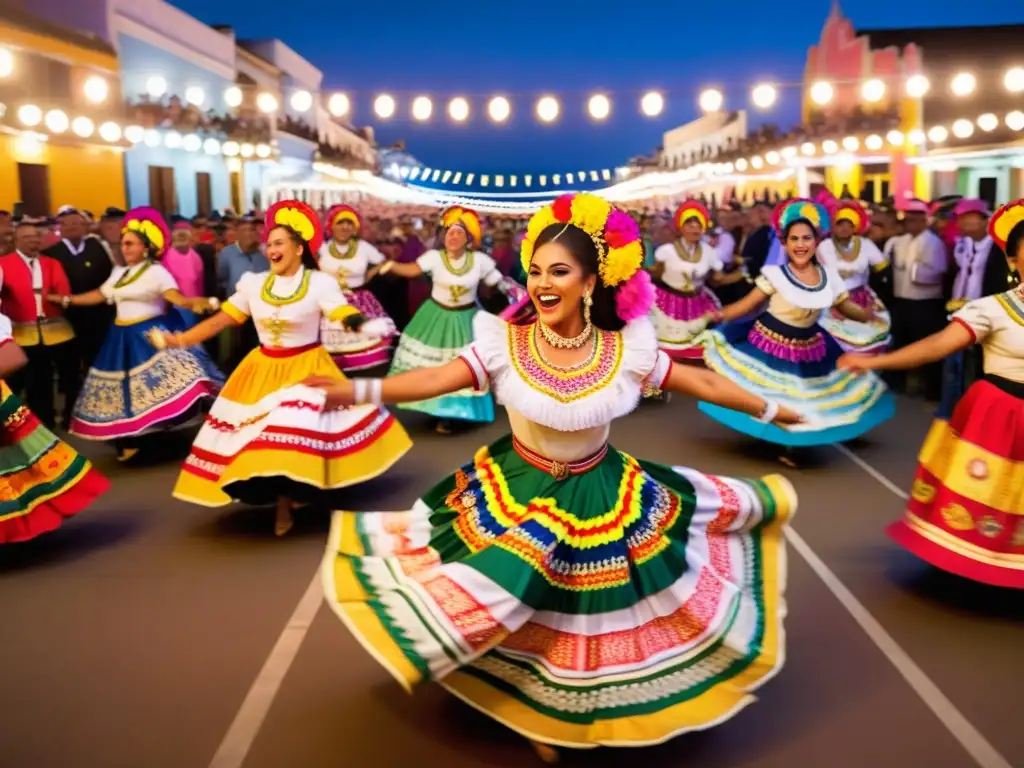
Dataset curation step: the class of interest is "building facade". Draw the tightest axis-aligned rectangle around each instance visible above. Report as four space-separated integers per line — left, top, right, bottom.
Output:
0 3 128 215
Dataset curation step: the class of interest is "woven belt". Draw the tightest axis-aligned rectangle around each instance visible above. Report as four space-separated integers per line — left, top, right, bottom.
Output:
511 435 608 481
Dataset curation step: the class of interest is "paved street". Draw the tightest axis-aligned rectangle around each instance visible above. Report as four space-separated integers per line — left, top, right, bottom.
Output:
2 394 1021 768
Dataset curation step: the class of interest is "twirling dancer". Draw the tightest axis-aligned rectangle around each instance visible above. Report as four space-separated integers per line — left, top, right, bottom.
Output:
316 193 800 762
155 200 412 536
649 201 723 361
317 205 397 375
50 208 224 462
379 205 503 434
815 199 892 354
0 311 109 543
698 199 894 461
838 199 1024 588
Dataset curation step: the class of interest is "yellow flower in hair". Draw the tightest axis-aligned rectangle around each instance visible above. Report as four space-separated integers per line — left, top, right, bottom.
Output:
124 219 165 251
520 206 559 273
275 206 316 243
602 241 644 286
570 194 612 235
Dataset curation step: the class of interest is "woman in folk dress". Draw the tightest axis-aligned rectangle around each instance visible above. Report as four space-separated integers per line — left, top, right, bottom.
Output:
313 193 801 763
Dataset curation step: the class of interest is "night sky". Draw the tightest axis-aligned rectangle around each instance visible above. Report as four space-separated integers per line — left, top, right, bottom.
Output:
170 0 1020 175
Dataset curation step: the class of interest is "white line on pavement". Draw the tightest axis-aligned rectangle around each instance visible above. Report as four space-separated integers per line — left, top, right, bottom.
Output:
833 444 909 499
208 571 323 768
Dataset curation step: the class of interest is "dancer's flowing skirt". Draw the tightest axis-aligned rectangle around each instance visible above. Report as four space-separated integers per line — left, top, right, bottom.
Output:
69 309 224 440
389 300 495 423
937 345 984 419
173 342 412 507
818 285 892 353
322 434 795 748
651 283 721 360
698 313 894 446
889 375 1024 588
321 288 397 373
1 381 109 543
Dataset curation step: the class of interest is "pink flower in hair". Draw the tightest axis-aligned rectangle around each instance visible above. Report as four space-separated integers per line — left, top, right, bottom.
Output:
615 269 655 323
604 209 639 250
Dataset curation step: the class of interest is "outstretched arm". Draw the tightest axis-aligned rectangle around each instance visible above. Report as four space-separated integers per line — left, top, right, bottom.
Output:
839 322 972 372
307 359 475 409
714 286 768 323
835 297 873 323
0 339 27 378
661 362 802 424
48 289 107 307
153 310 241 349
379 261 424 279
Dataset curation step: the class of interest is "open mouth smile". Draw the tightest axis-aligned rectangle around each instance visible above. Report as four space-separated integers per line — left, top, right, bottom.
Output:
536 294 561 311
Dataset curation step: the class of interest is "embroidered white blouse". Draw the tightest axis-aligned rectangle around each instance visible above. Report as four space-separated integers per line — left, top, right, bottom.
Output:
222 269 356 348
653 240 723 293
317 239 386 290
817 236 887 291
953 288 1024 383
99 262 179 323
416 249 502 308
754 263 850 329
459 313 672 462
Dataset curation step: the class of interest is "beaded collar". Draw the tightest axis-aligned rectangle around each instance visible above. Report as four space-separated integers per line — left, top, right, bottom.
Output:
114 260 153 289
782 262 827 292
508 321 622 403
261 268 312 306
834 236 862 262
328 239 357 260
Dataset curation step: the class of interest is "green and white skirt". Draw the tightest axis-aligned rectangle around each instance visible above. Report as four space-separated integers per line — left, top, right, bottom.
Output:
322 434 794 749
389 299 494 423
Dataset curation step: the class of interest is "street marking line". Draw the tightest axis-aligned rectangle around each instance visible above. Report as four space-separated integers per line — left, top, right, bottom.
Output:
208 571 323 768
833 444 909 499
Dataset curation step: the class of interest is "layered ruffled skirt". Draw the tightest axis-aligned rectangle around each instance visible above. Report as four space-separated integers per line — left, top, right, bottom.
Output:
817 285 892 353
698 313 894 446
651 283 720 360
321 288 396 373
389 299 495 423
173 343 412 506
889 375 1024 588
322 434 794 748
1 381 109 543
69 309 224 441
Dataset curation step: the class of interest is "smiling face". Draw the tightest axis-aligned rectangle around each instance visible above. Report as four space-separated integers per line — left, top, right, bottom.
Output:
527 239 597 329
265 226 304 276
444 225 469 253
784 221 817 268
332 218 356 243
121 231 148 266
681 218 704 244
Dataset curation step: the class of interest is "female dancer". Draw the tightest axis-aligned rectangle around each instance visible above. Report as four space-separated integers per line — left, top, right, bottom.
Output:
0 311 109 543
380 205 503 434
153 200 412 536
50 208 224 462
650 201 723 361
317 205 397 375
315 193 800 762
839 199 1024 588
698 199 894 456
815 200 892 354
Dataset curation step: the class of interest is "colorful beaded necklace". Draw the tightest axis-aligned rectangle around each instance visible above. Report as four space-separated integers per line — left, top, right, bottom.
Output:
114 259 153 289
261 268 312 306
440 249 474 276
328 239 358 260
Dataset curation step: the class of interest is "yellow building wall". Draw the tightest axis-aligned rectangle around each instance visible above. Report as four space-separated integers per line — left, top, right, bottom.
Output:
0 135 126 213
736 179 798 200
824 163 862 198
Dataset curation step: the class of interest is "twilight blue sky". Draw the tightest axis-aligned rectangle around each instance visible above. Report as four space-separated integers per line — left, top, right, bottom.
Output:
171 0 1020 174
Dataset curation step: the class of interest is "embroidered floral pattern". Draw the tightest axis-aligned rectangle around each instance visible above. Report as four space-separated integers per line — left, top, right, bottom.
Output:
508 322 623 403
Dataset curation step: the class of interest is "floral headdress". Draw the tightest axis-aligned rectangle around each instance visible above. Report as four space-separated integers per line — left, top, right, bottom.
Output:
325 204 362 237
988 198 1024 251
520 193 653 322
772 198 832 237
673 201 710 233
440 205 482 246
833 200 870 235
122 207 171 258
264 199 324 253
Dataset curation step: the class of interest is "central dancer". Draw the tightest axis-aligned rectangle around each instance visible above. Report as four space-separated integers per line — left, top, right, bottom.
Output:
315 194 799 761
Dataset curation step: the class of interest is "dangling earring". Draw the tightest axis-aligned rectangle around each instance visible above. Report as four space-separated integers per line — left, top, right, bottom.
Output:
583 292 593 326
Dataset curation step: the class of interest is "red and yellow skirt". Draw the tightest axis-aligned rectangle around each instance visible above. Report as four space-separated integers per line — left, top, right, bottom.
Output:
889 375 1024 588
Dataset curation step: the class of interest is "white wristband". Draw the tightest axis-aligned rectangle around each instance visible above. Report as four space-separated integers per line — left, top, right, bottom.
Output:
368 379 383 405
353 379 369 404
757 399 779 424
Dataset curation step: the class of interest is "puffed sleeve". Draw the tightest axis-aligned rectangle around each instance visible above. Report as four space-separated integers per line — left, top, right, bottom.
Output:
457 311 508 392
153 264 180 295
952 296 996 344
620 317 662 383
416 249 439 274
313 271 360 323
477 252 503 287
222 271 258 321
364 242 386 266
753 274 776 295
653 243 672 264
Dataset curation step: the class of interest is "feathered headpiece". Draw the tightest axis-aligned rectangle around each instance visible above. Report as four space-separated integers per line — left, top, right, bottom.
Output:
988 198 1024 251
440 205 482 246
673 201 710 233
833 200 870 235
325 204 362 236
264 199 324 253
772 198 832 237
122 207 171 257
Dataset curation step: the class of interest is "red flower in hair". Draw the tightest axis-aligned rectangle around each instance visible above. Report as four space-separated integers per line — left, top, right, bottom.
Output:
552 194 574 222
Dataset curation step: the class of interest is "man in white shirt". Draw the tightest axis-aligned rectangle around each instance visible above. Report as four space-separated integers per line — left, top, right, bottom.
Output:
883 199 951 399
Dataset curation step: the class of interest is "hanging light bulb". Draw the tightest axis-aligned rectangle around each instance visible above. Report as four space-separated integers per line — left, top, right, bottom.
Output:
640 91 663 116
751 83 777 109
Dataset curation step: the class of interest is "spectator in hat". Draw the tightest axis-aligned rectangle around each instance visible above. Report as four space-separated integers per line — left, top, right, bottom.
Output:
98 207 126 267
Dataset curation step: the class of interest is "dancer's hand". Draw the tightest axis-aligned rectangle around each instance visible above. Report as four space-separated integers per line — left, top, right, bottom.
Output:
301 377 356 409
773 405 804 425
837 353 875 373
703 310 724 326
